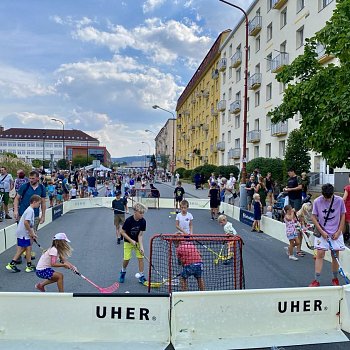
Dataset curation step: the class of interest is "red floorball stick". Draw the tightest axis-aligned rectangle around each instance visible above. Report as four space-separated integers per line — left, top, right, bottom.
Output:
75 271 120 293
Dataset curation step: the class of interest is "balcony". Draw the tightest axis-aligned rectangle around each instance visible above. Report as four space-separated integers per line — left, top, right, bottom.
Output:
230 51 242 68
202 124 209 131
191 124 196 130
183 110 190 117
217 100 226 112
210 144 218 153
247 130 261 143
191 96 196 104
248 73 262 90
248 15 262 36
211 107 218 117
272 0 288 10
218 58 227 72
201 89 209 98
195 91 202 98
271 53 289 73
212 69 219 79
228 148 241 159
229 100 241 114
271 121 288 136
217 141 225 151
316 43 334 64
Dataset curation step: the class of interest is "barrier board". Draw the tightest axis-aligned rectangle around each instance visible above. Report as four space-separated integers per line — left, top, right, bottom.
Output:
0 228 5 254
171 287 349 349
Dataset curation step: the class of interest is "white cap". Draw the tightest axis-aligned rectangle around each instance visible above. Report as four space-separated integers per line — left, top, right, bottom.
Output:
53 233 71 242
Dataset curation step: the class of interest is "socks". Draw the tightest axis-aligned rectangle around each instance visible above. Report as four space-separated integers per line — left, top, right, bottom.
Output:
121 267 126 272
315 273 321 282
139 272 144 277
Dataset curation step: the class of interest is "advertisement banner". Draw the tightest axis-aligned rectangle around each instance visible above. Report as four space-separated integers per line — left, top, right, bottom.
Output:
239 208 254 227
52 204 63 221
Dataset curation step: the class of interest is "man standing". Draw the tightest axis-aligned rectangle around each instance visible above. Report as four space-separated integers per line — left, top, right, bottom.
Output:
87 171 96 196
226 173 237 205
0 166 14 220
284 168 302 211
309 184 346 287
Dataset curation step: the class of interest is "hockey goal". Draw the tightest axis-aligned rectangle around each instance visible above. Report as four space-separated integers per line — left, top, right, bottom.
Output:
130 188 159 209
147 234 245 293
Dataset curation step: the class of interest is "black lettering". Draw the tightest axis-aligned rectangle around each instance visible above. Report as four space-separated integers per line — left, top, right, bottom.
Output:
278 301 287 313
96 306 106 318
291 301 300 312
126 307 135 320
303 300 311 312
314 300 322 311
140 308 149 320
111 307 122 319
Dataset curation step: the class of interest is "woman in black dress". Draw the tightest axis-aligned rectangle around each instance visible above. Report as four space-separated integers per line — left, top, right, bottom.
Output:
208 182 220 220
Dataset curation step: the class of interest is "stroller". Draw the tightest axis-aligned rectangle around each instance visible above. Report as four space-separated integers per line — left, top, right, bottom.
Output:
272 192 286 221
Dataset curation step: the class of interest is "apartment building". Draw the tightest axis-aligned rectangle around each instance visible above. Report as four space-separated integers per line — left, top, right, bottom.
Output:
176 29 231 169
218 0 336 180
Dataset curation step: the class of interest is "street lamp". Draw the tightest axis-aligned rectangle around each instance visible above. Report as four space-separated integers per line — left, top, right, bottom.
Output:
145 129 157 166
219 0 248 208
141 141 151 168
42 131 46 171
152 105 176 185
51 118 65 161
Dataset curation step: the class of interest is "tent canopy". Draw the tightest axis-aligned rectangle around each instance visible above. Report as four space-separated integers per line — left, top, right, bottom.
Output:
94 165 112 171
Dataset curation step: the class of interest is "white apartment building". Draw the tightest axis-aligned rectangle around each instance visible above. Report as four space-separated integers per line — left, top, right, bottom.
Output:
218 0 336 182
155 118 176 171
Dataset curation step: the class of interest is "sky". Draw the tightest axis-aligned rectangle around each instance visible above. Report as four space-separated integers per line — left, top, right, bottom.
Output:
0 0 253 158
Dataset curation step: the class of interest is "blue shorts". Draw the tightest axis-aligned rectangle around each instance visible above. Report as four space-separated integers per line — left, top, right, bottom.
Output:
17 238 31 248
181 263 203 279
36 268 55 280
287 232 298 240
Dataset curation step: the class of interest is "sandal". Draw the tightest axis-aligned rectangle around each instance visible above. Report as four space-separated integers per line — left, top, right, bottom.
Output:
296 251 305 257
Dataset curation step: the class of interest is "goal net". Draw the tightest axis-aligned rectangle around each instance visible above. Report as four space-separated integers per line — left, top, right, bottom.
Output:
148 234 245 293
130 188 159 209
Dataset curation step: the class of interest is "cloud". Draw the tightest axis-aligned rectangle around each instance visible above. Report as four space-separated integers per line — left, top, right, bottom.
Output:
142 0 166 13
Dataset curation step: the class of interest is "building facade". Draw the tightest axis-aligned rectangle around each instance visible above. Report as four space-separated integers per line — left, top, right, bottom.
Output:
155 118 176 171
176 30 231 169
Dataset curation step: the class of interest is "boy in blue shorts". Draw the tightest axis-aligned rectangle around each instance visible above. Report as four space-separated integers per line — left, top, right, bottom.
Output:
119 202 148 284
6 194 41 272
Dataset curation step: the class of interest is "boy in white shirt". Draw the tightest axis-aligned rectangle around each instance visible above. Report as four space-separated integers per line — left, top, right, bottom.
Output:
6 194 41 273
176 200 193 235
218 214 237 235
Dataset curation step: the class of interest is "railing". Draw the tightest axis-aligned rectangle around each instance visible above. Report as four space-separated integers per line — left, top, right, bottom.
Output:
248 73 262 90
212 69 219 79
228 148 240 159
247 130 261 143
248 15 262 36
229 100 241 114
217 100 226 111
210 144 218 153
271 121 288 136
316 43 334 64
230 51 242 68
201 89 209 98
218 58 227 72
211 107 218 117
271 53 289 73
272 0 288 10
202 124 209 131
217 141 225 151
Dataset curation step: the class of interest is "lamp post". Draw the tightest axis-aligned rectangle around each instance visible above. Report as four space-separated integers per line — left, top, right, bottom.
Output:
219 0 248 208
152 105 176 185
51 118 65 162
145 129 157 168
141 141 151 168
42 131 46 171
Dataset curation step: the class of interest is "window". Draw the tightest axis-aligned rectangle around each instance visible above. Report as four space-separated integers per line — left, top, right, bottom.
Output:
248 46 250 61
280 8 287 28
8 142 16 147
222 113 225 125
266 115 271 130
229 67 232 79
296 26 304 49
235 115 240 129
236 67 241 82
297 0 305 12
267 23 272 42
221 133 225 142
235 138 240 148
17 142 26 147
255 91 260 107
254 118 260 130
247 97 250 112
229 44 233 57
266 53 272 71
36 142 43 147
235 91 241 101
45 143 53 148
279 82 286 94
255 63 260 74
36 150 43 155
265 143 271 157
228 131 232 143
228 88 232 100
223 72 226 84
266 83 272 101
319 0 333 11
27 142 35 147
279 140 286 157
267 0 273 11
255 36 261 53
254 146 259 158
54 143 62 148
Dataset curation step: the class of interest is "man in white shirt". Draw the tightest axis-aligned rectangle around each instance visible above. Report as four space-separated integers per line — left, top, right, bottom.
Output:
0 166 14 220
226 173 237 205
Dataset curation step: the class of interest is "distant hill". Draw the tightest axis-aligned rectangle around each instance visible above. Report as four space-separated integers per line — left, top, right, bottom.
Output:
112 156 144 164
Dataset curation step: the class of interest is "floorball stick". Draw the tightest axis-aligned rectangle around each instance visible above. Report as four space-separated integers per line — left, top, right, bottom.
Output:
135 272 180 288
327 238 350 284
33 239 45 252
195 240 230 264
94 203 130 214
74 271 120 293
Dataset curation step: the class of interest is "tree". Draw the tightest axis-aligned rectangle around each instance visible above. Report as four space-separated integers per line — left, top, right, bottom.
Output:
72 155 94 168
4 152 17 158
32 159 42 168
268 0 350 168
0 155 32 178
284 129 311 175
57 158 69 170
159 154 170 171
246 157 285 184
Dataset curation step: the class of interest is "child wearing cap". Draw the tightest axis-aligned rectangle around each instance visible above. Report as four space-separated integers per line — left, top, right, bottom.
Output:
112 190 129 244
35 233 76 292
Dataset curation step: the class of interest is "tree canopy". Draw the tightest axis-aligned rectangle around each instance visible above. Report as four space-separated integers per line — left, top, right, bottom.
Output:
268 0 350 168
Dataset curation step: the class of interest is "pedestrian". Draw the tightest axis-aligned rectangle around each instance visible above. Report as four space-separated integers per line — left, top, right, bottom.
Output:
252 193 263 233
194 173 201 190
283 168 303 211
47 180 56 207
265 172 274 206
301 172 310 200
35 233 76 292
175 199 193 235
208 182 220 220
0 166 14 220
309 184 346 287
283 205 300 261
342 174 350 242
87 171 96 197
118 202 148 284
245 174 256 211
149 183 160 198
14 169 29 196
225 173 237 205
5 194 41 273
69 184 77 200
112 190 128 244
174 181 185 213
255 176 267 213
218 214 237 235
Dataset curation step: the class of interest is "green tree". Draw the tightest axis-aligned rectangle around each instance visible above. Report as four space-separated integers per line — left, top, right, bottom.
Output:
4 152 17 158
284 129 311 175
72 155 94 168
0 156 32 178
32 159 42 168
57 158 69 170
159 154 170 172
246 157 285 184
268 0 350 168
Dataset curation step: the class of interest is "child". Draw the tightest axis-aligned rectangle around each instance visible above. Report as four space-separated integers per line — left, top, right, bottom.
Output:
104 181 111 197
218 214 237 235
70 184 77 200
47 181 56 208
139 183 147 198
208 182 220 220
174 181 185 213
284 205 300 261
297 201 315 257
265 205 273 219
175 199 193 235
112 190 128 244
6 194 41 273
35 233 76 292
119 202 148 284
252 193 263 232
175 234 205 291
55 181 63 204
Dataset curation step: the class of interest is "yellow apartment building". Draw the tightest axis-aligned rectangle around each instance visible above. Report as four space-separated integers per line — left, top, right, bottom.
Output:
176 29 231 169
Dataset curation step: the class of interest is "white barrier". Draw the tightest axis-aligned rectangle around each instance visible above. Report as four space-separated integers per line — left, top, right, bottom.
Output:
0 228 5 254
341 285 350 333
171 287 348 349
0 293 170 349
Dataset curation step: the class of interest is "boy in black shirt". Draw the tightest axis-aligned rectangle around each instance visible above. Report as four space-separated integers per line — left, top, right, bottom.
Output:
119 202 147 284
112 190 128 244
174 181 185 213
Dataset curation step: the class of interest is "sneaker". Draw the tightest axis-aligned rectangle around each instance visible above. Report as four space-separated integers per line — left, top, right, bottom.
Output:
119 270 126 283
288 255 298 261
332 278 340 286
309 280 320 287
258 230 264 233
35 283 45 292
5 214 12 219
6 263 20 272
25 265 36 273
14 256 22 264
138 275 147 284
117 238 121 245
251 229 256 232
